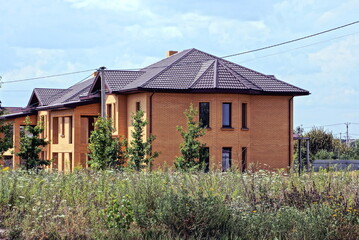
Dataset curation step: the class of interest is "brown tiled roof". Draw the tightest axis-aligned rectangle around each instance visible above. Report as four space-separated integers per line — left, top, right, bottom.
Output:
4 48 309 118
1 107 23 114
101 48 309 95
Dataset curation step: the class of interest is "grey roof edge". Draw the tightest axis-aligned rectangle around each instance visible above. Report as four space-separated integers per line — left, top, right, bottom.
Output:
140 48 197 88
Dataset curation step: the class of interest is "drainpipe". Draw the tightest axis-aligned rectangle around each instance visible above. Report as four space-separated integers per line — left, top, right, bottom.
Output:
149 91 155 154
99 66 106 118
149 91 155 136
288 96 294 170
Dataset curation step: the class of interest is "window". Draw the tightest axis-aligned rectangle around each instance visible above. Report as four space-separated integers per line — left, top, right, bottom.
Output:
200 147 210 173
68 116 73 144
222 103 232 128
107 104 112 119
242 103 248 129
61 117 65 136
136 102 141 112
199 102 210 128
53 117 59 144
222 147 232 171
242 147 247 172
52 152 58 170
80 116 96 144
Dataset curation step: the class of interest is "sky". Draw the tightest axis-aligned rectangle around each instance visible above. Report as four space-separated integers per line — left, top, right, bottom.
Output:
1 0 359 138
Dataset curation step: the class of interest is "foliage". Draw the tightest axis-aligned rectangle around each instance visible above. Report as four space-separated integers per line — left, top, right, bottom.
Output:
294 126 359 161
305 127 335 157
175 104 207 171
104 194 134 230
16 116 50 170
0 170 358 239
0 107 12 158
314 149 335 160
127 110 158 171
88 117 127 170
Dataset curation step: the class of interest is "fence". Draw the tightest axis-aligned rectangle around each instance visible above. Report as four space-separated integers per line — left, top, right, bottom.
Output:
311 160 359 171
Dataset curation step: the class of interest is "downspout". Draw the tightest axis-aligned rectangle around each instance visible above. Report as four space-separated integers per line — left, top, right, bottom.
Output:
99 66 106 118
288 96 294 170
149 91 156 153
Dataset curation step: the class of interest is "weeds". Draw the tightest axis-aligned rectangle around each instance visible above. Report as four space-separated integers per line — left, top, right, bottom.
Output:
0 170 358 239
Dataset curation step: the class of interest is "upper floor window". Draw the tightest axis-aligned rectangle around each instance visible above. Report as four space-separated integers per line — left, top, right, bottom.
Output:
242 103 248 129
107 104 112 119
222 103 232 128
136 102 141 112
199 102 210 128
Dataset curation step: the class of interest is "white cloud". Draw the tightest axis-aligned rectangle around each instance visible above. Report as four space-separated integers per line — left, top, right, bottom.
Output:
308 35 359 82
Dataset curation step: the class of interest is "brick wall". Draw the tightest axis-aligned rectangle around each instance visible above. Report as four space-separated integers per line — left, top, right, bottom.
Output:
150 93 293 171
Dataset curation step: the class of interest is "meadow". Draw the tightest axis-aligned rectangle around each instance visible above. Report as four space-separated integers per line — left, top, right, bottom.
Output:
0 169 358 239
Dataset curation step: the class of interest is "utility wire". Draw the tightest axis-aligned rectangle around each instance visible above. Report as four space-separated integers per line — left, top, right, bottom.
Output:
1 69 96 84
2 20 359 84
303 123 345 128
221 20 359 58
238 31 359 64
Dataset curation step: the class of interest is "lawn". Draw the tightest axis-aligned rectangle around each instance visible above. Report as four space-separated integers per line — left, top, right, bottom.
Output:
0 169 358 239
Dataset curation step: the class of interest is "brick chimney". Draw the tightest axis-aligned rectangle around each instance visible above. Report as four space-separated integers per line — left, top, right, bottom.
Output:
166 50 178 57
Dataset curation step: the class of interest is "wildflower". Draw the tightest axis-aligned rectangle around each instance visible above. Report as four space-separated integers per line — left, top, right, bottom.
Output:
332 214 337 217
252 210 257 213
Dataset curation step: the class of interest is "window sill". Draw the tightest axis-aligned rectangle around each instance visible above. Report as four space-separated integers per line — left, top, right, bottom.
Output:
221 127 234 131
241 127 249 131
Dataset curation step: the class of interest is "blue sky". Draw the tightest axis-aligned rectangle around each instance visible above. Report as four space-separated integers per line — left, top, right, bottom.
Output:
1 0 359 138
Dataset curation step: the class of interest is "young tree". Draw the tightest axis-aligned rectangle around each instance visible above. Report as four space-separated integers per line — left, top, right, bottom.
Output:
16 116 50 170
88 117 127 170
0 107 13 159
127 109 158 171
175 104 207 171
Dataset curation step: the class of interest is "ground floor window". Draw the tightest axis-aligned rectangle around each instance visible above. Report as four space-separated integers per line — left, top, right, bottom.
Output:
242 147 247 172
222 147 232 171
200 147 210 173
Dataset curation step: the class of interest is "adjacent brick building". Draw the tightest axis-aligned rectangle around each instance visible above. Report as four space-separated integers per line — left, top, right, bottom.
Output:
1 48 310 171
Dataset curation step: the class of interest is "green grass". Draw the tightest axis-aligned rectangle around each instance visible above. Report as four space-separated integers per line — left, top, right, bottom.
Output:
0 169 358 239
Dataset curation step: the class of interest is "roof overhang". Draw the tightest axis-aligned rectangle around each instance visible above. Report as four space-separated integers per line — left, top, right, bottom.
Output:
113 87 310 96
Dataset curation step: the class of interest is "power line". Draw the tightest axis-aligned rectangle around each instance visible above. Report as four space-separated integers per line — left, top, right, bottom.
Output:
1 69 96 84
2 20 359 84
221 20 359 58
302 123 345 128
238 31 359 64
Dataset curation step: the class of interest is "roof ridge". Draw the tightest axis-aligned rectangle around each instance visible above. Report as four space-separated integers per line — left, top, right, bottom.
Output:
218 61 256 90
140 48 197 88
220 60 263 91
189 60 215 89
213 59 218 88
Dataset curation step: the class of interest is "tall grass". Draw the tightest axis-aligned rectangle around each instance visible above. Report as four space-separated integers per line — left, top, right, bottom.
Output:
0 169 358 239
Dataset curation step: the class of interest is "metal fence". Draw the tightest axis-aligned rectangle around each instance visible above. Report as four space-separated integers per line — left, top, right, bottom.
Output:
311 160 359 171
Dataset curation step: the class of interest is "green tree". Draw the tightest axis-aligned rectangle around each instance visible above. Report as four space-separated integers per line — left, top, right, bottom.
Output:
127 109 158 171
0 107 13 159
88 117 127 170
175 104 207 171
16 116 50 170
